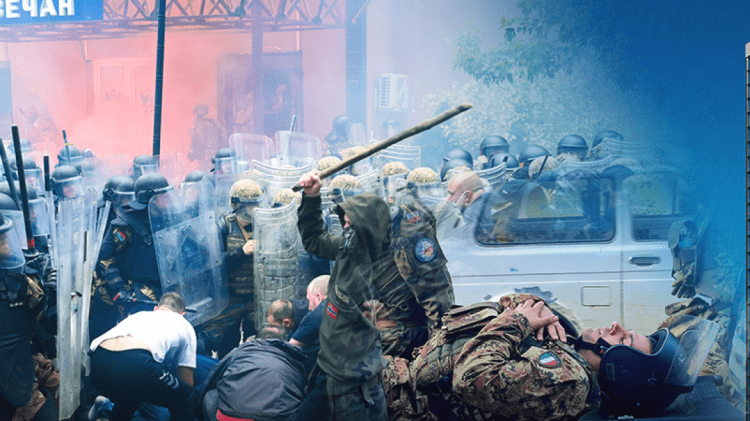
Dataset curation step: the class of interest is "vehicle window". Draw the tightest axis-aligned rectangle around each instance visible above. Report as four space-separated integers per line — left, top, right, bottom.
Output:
476 171 615 245
623 172 694 241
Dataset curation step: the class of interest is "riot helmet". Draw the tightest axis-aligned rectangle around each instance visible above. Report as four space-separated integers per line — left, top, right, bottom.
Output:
82 148 95 158
490 152 519 169
8 138 32 157
381 161 409 203
229 179 265 221
51 165 85 199
272 188 301 208
103 175 135 208
131 173 173 211
528 155 559 179
517 144 550 167
440 158 472 182
0 212 25 271
592 130 623 148
341 146 374 176
480 135 510 157
576 317 718 417
213 148 238 175
57 144 83 167
184 170 209 185
329 174 362 204
443 148 473 166
406 167 444 206
557 135 588 160
9 155 43 195
318 156 342 173
332 115 352 136
133 155 158 179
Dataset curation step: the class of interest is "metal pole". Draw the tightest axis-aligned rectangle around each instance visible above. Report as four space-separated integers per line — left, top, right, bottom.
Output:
152 0 167 157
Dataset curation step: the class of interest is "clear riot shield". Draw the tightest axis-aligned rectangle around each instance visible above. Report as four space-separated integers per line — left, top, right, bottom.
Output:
230 133 276 172
150 189 228 326
275 131 323 168
250 160 312 205
476 162 508 190
356 169 380 195
0 209 27 250
55 195 88 420
253 202 299 329
373 144 421 173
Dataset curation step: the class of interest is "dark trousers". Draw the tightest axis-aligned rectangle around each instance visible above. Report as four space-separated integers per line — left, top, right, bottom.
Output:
90 348 193 421
294 369 386 421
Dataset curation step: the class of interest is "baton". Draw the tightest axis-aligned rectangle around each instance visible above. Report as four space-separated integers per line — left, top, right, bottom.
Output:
291 103 472 192
12 126 37 253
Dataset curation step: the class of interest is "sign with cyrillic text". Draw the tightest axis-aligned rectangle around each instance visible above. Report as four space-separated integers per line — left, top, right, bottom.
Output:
0 0 102 24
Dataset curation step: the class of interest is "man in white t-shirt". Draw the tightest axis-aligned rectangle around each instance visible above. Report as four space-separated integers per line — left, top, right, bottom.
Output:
89 292 197 421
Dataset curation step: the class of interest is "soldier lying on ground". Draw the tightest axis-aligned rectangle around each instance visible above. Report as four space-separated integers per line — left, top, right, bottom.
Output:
383 293 715 421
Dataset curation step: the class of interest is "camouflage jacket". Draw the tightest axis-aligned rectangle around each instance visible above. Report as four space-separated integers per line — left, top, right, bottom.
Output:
384 294 599 421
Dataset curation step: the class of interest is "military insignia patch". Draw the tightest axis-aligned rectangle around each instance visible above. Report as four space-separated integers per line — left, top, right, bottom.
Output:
414 237 436 263
327 302 338 319
113 229 127 243
539 351 562 368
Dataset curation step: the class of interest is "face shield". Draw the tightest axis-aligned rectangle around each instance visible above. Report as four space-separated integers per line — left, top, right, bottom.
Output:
55 175 86 199
28 198 51 237
412 181 445 207
134 163 159 178
0 210 27 251
21 168 44 196
382 173 407 204
0 221 26 270
214 157 238 175
232 194 265 221
331 187 364 205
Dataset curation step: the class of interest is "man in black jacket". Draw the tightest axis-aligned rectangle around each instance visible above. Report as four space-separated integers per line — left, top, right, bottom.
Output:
200 326 306 421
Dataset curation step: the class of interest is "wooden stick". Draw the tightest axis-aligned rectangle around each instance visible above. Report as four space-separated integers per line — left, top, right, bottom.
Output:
292 103 472 191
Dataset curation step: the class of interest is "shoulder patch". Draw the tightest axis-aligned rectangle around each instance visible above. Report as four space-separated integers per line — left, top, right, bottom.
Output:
539 351 562 368
326 302 338 319
113 228 128 243
414 237 436 263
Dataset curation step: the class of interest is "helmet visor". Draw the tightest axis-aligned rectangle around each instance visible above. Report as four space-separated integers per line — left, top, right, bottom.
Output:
29 198 51 237
664 316 720 387
0 222 25 269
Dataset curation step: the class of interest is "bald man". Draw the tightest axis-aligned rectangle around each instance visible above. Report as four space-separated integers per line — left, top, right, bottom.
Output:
446 171 487 226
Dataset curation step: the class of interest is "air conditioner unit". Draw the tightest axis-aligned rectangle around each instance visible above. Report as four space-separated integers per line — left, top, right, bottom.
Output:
377 73 409 110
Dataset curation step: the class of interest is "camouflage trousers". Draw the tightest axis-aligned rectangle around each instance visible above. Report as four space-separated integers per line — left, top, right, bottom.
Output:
380 324 428 360
11 354 59 421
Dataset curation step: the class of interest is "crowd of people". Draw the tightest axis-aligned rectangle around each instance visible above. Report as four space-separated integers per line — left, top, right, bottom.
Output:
0 119 740 421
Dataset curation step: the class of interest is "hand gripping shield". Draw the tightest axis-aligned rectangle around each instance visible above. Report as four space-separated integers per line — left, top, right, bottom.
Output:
56 191 108 419
149 188 228 326
253 201 299 330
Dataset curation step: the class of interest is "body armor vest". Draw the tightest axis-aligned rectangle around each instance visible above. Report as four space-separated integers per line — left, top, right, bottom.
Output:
0 272 35 407
225 214 254 294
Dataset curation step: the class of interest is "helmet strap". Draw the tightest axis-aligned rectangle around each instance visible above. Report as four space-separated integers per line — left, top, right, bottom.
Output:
573 336 612 356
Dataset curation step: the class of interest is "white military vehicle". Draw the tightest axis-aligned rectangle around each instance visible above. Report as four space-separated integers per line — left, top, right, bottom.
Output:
439 167 693 334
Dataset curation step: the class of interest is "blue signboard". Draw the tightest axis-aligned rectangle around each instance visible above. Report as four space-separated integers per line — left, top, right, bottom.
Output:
0 0 103 24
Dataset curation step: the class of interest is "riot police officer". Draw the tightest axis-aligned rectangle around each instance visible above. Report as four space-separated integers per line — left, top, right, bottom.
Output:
131 154 158 181
557 134 589 161
476 135 510 169
93 173 173 338
515 144 551 180
323 115 352 157
439 157 473 182
200 179 265 358
588 130 624 161
0 212 57 420
101 175 135 224
50 165 86 204
56 144 83 168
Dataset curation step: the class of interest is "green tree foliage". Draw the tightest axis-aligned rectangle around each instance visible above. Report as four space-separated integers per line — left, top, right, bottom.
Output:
454 0 633 88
